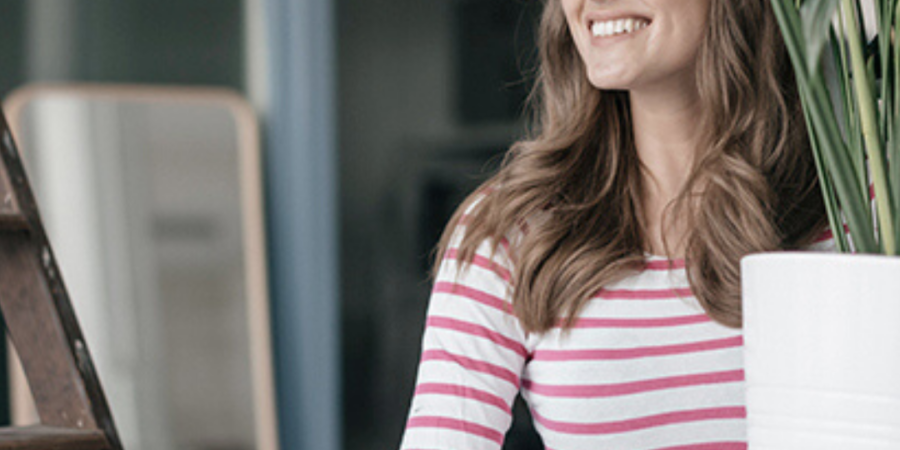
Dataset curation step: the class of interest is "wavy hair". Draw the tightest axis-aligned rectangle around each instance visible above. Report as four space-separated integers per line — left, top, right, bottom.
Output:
434 0 828 332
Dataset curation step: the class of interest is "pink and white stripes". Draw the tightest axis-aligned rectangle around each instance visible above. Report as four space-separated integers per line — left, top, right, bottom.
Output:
398 217 828 449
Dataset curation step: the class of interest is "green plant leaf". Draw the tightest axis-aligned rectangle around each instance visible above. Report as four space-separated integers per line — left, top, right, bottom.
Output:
842 0 895 254
893 1 900 246
801 0 841 74
774 0 878 252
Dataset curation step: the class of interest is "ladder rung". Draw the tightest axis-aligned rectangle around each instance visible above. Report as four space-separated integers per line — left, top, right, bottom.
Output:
0 425 109 450
0 212 28 231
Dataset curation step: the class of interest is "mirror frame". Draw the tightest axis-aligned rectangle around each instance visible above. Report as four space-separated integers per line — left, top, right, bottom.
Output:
3 83 279 450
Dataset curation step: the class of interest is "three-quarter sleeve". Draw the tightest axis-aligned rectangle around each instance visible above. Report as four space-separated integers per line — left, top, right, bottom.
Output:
399 224 529 450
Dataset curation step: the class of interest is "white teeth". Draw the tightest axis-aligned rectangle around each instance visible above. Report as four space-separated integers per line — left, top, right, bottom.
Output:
590 17 649 38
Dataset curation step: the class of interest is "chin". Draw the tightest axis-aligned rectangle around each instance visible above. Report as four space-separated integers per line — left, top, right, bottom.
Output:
585 67 634 91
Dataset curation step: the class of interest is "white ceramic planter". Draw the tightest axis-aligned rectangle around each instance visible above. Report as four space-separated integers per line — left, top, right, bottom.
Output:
742 252 900 450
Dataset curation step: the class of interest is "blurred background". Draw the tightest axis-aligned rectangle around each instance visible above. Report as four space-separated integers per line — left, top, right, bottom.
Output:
0 0 543 449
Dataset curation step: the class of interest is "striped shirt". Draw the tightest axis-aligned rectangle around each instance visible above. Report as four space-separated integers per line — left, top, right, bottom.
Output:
400 218 835 450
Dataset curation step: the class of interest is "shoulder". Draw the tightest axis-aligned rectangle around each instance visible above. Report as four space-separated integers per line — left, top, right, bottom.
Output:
431 194 528 329
446 203 521 278
451 188 547 267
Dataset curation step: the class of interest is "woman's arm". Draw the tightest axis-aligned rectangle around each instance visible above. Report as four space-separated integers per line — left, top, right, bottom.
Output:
399 225 528 450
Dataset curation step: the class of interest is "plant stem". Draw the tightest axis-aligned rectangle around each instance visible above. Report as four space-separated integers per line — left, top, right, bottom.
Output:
894 0 900 246
835 9 868 197
803 97 850 252
842 0 897 254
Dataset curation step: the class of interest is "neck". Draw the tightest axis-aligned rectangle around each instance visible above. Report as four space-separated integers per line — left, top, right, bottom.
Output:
629 84 703 196
628 80 704 258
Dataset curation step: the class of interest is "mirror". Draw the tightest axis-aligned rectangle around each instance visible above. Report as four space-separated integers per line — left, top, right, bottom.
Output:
3 84 278 450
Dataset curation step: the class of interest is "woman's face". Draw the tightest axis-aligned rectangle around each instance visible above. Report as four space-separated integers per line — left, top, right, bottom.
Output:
561 0 712 92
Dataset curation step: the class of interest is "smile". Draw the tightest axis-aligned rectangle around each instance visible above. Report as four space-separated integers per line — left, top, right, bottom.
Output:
590 17 650 38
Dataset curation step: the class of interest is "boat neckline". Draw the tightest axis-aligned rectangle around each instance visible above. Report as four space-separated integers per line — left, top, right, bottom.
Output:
643 252 686 263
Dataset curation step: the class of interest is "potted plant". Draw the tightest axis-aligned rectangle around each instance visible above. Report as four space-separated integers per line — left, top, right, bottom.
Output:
742 0 900 448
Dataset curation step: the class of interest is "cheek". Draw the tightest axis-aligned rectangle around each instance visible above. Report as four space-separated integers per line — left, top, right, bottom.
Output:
656 23 707 75
677 6 710 62
560 0 580 30
561 6 591 70
682 27 708 67
649 2 709 72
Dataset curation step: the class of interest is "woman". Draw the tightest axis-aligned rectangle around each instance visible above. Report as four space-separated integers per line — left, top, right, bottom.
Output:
401 0 830 448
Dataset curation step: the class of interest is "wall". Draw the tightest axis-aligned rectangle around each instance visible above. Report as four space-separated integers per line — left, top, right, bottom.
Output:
337 0 541 448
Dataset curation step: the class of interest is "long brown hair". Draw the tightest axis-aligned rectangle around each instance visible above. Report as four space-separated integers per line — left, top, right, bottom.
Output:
434 0 827 333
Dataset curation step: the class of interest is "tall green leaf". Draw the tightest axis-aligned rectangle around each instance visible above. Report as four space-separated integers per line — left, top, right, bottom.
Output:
801 0 842 74
831 16 867 195
842 0 896 254
894 1 900 246
876 0 894 140
773 0 878 252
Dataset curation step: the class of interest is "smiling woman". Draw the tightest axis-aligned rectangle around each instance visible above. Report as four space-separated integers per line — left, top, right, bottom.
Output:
398 0 829 448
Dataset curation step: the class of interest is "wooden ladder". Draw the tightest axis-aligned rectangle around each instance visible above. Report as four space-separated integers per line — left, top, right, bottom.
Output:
0 109 122 450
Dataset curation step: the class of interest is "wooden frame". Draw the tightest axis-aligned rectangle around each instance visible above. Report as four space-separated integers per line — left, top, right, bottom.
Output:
0 106 121 449
3 84 279 450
